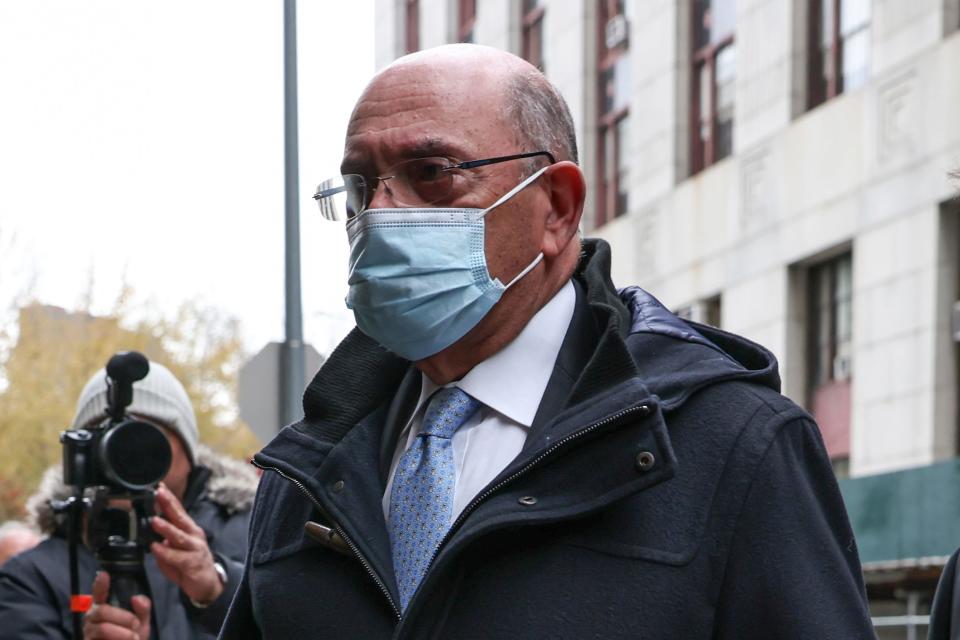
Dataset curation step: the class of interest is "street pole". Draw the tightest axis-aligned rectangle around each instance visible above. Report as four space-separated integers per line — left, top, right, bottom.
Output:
281 0 305 428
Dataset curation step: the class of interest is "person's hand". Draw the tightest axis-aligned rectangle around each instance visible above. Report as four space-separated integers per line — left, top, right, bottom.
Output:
83 571 151 640
150 482 224 606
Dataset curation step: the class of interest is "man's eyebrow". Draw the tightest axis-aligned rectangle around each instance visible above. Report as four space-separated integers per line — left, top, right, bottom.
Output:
401 138 469 160
340 155 368 175
340 138 471 175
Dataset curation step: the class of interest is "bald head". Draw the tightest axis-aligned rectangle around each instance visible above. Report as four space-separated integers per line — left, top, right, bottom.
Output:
371 43 533 107
349 44 577 166
388 42 531 75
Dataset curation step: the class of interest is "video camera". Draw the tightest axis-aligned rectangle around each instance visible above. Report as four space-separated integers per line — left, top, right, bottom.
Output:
56 351 173 633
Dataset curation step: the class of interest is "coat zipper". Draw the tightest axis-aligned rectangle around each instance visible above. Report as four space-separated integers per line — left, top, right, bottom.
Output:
413 402 651 609
251 401 651 628
250 459 403 620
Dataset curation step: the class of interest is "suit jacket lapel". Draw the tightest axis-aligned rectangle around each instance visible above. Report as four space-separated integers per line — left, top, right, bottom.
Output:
378 366 422 483
529 279 599 437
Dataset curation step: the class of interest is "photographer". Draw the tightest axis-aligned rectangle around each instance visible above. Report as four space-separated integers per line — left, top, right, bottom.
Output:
0 361 258 639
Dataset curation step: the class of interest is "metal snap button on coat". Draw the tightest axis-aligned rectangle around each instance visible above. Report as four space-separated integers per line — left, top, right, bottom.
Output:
332 480 345 493
518 496 538 506
635 451 656 472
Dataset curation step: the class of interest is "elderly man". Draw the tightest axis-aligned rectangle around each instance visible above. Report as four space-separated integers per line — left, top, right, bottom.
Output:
0 361 258 639
220 44 874 638
0 521 40 566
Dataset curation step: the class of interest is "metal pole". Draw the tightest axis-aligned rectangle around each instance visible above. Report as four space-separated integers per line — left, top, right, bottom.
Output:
281 0 305 428
906 591 918 640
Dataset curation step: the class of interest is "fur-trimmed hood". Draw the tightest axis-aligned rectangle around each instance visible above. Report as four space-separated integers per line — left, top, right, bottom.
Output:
27 445 259 536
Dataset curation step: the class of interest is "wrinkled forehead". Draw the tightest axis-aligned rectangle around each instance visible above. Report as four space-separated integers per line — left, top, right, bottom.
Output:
350 60 504 127
343 62 510 171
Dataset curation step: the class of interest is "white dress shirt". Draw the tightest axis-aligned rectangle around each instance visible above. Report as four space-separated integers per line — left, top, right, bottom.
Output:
382 279 576 522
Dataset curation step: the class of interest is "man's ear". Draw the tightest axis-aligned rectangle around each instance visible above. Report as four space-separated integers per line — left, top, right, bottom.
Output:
541 161 586 258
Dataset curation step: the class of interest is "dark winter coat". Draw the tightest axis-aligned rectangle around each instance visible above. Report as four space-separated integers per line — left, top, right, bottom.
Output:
0 446 258 639
220 239 875 639
930 548 960 640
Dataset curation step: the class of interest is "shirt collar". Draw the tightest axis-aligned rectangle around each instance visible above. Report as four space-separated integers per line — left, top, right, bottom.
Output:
412 279 576 428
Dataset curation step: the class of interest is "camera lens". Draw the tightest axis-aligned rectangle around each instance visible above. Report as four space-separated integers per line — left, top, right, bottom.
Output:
99 420 173 490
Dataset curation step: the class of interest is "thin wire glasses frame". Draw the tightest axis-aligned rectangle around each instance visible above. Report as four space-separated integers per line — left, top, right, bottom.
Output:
313 150 556 220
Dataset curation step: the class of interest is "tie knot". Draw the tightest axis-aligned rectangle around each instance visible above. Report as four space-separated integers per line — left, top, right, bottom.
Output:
420 387 480 439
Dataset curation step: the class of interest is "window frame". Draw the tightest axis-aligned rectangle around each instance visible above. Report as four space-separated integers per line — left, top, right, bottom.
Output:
458 0 476 44
807 0 871 110
596 0 630 226
521 0 546 71
405 0 419 54
807 253 853 391
689 2 735 175
805 251 854 463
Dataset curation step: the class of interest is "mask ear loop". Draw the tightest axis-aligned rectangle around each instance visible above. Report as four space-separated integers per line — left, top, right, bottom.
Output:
481 164 549 289
480 166 551 217
503 252 544 290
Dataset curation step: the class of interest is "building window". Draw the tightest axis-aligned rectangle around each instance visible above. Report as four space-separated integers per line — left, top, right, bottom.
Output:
405 0 419 54
676 295 722 328
596 0 630 226
807 0 871 110
458 0 476 43
521 0 546 71
807 252 853 465
936 200 960 457
691 0 736 175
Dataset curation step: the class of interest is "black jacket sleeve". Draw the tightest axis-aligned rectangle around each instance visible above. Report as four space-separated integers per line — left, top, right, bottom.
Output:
712 417 875 639
217 554 260 640
0 554 70 640
929 547 960 640
217 479 266 640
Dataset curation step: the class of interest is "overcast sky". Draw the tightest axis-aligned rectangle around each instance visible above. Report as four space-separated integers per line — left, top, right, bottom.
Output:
0 1 373 356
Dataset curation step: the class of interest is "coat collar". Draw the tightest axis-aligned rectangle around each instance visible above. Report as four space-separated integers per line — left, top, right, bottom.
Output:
257 236 781 497
257 239 670 499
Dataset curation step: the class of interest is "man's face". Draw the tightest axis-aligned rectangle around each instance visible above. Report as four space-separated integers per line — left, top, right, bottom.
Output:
160 424 191 502
342 60 548 287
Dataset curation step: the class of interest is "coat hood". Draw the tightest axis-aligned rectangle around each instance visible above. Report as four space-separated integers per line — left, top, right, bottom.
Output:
27 445 259 536
547 237 780 413
615 285 779 411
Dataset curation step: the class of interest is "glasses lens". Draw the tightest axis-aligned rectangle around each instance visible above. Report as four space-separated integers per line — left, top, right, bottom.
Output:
391 157 454 206
315 158 454 218
314 178 348 221
343 175 368 218
314 175 368 220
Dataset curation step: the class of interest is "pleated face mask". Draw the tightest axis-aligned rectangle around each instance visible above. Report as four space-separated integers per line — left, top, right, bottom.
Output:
344 166 548 361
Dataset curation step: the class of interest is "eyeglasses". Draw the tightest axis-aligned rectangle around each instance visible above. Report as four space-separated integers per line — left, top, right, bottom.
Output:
313 150 556 221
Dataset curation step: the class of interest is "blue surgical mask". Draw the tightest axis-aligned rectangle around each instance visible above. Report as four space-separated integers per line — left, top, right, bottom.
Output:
345 166 549 361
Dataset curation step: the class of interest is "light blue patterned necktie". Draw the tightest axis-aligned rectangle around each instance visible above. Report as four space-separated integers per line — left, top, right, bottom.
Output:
388 386 481 612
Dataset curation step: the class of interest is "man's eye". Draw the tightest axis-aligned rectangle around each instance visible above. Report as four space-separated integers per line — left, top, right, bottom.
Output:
408 160 449 183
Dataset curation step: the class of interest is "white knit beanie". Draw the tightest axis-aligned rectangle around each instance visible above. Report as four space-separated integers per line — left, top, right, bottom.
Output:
71 361 199 464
